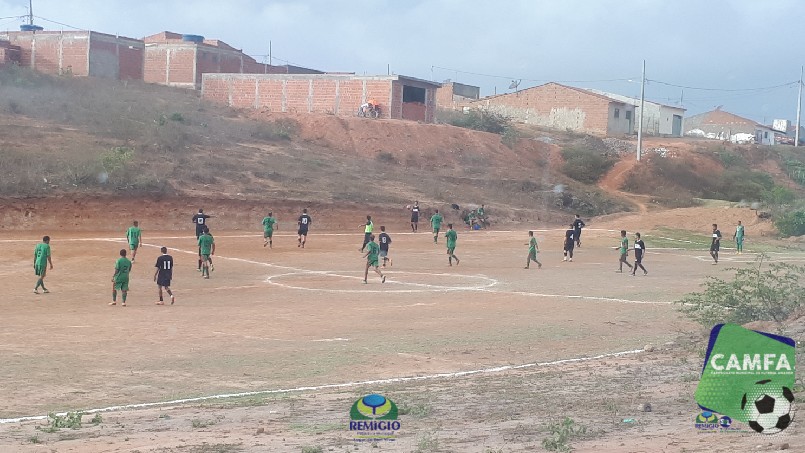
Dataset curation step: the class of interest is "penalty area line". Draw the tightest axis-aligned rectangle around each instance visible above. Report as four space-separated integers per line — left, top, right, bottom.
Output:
0 348 643 425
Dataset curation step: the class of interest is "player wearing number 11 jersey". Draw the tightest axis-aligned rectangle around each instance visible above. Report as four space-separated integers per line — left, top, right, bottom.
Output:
154 246 175 305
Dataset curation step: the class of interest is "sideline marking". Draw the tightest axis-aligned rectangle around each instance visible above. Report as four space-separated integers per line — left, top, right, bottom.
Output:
0 348 643 424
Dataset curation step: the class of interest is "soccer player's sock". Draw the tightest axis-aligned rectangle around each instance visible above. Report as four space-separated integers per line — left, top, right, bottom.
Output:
112 290 117 302
35 279 41 290
198 259 202 269
122 293 127 303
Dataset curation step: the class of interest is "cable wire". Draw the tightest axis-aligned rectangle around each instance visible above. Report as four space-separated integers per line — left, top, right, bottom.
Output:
647 79 798 92
431 65 637 84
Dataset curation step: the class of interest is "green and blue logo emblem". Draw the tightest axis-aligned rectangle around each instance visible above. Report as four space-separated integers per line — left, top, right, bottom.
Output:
349 394 400 441
695 324 796 434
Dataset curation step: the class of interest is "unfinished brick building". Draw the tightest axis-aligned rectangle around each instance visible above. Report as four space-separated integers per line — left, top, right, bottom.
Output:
469 82 634 136
435 81 480 110
202 74 439 123
0 30 144 79
143 32 322 90
0 39 21 68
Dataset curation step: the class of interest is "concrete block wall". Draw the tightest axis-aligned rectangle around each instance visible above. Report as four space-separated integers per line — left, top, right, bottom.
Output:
470 83 615 135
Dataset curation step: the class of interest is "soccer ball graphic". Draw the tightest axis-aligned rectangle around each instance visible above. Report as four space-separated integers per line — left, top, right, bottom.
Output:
741 379 794 434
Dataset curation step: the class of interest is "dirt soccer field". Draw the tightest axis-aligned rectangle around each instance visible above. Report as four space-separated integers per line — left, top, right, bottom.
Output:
0 225 803 452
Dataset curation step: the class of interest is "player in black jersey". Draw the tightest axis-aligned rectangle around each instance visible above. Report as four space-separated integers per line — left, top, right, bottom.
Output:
410 202 420 232
631 232 647 276
572 214 586 248
563 224 575 262
297 208 312 248
378 226 392 267
154 246 175 305
710 223 722 265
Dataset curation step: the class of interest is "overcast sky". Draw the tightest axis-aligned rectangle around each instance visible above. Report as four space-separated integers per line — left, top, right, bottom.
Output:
1 0 803 122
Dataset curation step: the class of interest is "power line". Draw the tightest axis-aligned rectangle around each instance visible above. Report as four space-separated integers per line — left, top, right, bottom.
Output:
33 15 84 30
431 65 637 84
647 78 798 92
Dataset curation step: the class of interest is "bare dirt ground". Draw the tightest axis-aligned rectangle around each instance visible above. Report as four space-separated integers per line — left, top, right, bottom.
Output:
0 203 803 452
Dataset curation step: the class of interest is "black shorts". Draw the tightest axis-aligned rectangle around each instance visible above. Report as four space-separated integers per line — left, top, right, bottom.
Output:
411 214 419 222
564 242 574 251
157 276 172 287
710 244 719 252
298 228 309 236
195 228 204 238
634 252 643 263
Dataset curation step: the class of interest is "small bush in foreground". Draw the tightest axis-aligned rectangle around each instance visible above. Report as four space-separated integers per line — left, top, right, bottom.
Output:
542 417 587 452
677 257 805 327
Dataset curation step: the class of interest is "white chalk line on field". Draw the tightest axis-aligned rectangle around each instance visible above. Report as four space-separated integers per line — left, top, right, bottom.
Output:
212 331 350 343
0 348 644 424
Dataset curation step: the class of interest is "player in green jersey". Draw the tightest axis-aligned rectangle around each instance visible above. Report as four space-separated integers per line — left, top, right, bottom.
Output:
431 210 443 243
198 227 216 279
615 229 633 273
126 220 142 263
525 230 542 269
110 249 132 306
262 212 277 248
362 234 386 284
445 223 460 266
33 236 53 294
733 220 745 255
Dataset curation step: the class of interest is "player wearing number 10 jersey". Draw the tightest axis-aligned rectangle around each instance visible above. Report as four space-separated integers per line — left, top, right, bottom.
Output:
154 246 175 305
297 208 312 248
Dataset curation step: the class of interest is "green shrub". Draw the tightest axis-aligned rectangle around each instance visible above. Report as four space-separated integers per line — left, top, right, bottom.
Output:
775 210 805 237
762 186 795 206
560 147 617 184
251 118 300 141
677 259 805 326
444 109 511 134
542 417 587 452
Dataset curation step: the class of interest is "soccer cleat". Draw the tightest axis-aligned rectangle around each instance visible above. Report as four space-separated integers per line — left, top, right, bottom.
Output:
121 303 127 307
563 257 567 262
263 242 268 247
33 289 39 294
568 258 573 262
156 301 165 305
43 289 49 294
538 263 542 269
171 295 175 305
455 258 460 266
109 302 116 306
362 279 368 284
210 264 215 272
524 266 529 269
643 271 648 276
203 275 210 279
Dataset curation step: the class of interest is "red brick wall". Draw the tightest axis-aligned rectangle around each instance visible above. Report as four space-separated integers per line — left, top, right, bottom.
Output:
200 75 437 122
144 46 195 87
117 44 144 80
470 83 612 135
2 32 90 76
0 41 20 67
143 47 168 84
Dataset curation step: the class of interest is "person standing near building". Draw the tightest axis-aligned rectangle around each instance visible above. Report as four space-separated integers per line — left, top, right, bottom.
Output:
378 226 392 267
33 236 53 294
110 249 132 307
359 215 374 252
126 220 142 263
445 223 460 266
410 202 420 232
631 232 647 276
563 224 575 262
525 230 542 269
733 220 745 255
710 223 722 264
573 214 586 248
297 208 312 248
262 212 277 248
154 246 175 305
615 229 633 273
431 210 444 244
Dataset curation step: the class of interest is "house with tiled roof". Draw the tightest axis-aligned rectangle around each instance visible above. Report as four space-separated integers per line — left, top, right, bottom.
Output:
467 82 635 136
684 108 783 145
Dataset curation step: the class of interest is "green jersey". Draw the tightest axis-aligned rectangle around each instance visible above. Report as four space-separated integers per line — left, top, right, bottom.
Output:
736 225 744 239
114 257 132 282
619 237 628 254
445 229 457 248
431 214 443 229
529 237 538 253
34 243 51 266
477 207 485 216
262 217 276 231
126 226 141 245
366 241 380 260
198 234 215 255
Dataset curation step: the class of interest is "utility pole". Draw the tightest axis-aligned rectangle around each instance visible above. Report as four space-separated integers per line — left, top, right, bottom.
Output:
637 60 646 162
28 0 34 25
796 65 803 147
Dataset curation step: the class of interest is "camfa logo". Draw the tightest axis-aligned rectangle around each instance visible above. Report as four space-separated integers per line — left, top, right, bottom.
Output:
349 394 400 436
695 324 796 435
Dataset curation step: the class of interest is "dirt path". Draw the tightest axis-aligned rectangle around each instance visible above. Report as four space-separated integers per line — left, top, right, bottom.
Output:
598 155 649 214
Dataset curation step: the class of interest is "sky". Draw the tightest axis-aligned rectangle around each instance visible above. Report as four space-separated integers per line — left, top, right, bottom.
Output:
1 0 803 123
